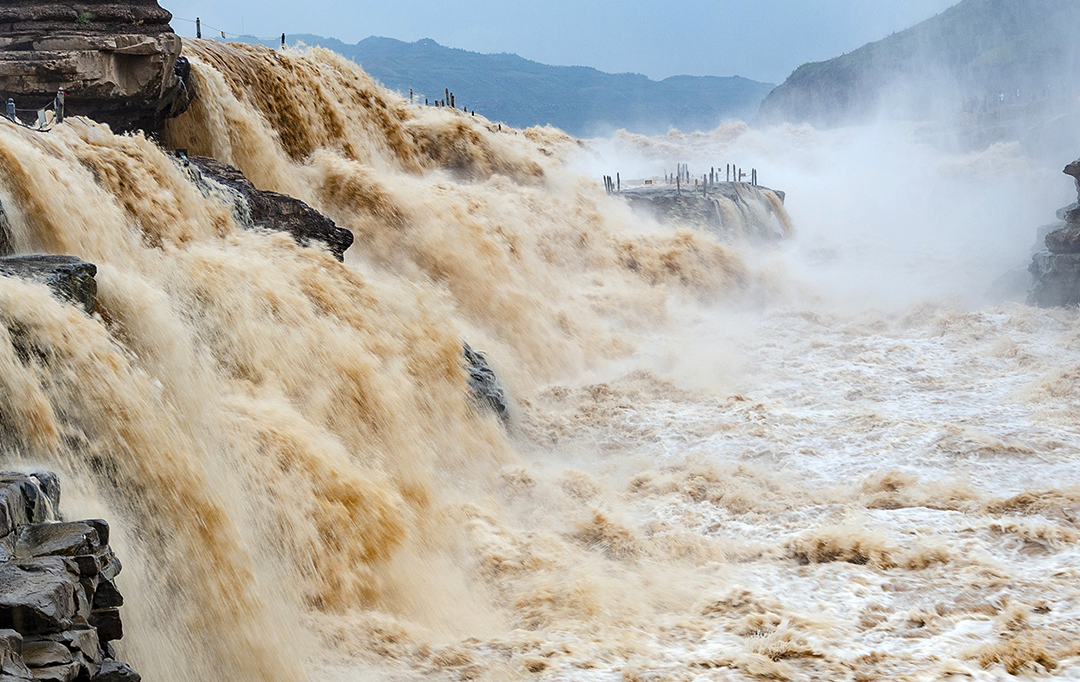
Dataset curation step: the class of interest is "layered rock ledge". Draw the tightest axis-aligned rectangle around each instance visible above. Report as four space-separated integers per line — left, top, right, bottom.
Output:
1029 159 1080 307
0 0 191 133
1 472 140 682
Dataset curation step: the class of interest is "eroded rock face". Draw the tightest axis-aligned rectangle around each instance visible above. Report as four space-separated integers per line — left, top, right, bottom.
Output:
1029 158 1080 306
0 473 139 682
0 0 191 134
186 156 354 261
0 256 97 313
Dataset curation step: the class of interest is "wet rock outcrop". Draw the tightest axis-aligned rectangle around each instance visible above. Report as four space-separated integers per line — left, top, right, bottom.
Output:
0 256 97 313
1029 159 1080 307
620 183 791 241
0 472 140 682
0 0 192 133
186 156 354 261
463 343 509 424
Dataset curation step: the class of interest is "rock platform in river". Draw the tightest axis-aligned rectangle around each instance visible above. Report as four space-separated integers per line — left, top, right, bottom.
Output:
619 182 789 241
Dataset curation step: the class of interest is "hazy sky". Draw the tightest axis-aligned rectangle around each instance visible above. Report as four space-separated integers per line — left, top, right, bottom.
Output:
164 0 959 84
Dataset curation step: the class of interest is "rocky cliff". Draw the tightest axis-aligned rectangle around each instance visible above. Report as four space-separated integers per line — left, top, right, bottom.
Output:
1 472 140 682
0 0 191 133
1028 159 1080 306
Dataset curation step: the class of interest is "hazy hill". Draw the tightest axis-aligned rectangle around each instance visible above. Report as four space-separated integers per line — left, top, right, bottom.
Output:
758 0 1080 127
253 34 773 136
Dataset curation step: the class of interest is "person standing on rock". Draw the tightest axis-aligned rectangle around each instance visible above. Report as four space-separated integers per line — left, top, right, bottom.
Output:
5 98 14 121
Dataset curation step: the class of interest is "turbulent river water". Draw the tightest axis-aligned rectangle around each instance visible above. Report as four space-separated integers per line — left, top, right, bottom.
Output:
0 39 1079 681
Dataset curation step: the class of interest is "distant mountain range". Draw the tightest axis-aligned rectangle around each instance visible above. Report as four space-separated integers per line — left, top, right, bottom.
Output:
245 34 773 136
759 0 1080 127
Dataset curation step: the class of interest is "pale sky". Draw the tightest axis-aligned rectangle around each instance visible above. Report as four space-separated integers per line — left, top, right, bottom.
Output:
164 0 959 84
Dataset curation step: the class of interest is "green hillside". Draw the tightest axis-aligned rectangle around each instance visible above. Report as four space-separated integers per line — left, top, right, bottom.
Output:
758 0 1080 126
252 35 773 136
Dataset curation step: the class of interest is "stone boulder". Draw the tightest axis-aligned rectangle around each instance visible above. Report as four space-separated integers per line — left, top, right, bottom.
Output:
0 256 97 313
0 0 192 134
0 473 139 682
186 156 354 261
463 343 509 424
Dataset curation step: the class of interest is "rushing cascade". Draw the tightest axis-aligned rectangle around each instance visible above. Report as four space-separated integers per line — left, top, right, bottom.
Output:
2 37 1079 682
0 38 747 682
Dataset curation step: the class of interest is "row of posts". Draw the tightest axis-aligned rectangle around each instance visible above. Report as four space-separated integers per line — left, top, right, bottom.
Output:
603 173 620 195
667 164 757 187
410 88 475 115
603 164 760 197
592 163 759 197
665 164 760 195
194 18 287 48
193 18 478 117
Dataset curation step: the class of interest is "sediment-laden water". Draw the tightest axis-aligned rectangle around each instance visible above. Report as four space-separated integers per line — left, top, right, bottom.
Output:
0 39 1077 681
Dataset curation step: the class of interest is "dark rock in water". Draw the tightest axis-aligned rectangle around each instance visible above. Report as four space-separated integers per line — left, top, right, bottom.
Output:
186 156 354 261
0 256 97 313
463 343 509 424
0 0 192 134
91 660 139 682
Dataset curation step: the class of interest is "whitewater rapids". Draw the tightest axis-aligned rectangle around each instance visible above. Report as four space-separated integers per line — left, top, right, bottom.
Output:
0 38 1076 681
